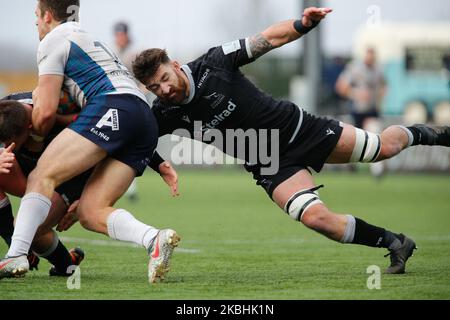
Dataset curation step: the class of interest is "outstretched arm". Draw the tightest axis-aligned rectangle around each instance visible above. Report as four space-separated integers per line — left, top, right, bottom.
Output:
248 7 332 59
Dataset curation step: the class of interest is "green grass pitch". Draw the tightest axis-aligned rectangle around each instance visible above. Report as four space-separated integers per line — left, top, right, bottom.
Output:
1 169 449 300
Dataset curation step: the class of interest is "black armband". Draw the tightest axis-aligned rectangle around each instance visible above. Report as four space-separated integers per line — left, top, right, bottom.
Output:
293 18 321 35
148 151 165 174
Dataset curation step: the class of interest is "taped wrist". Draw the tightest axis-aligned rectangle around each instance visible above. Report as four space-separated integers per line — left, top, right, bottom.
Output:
148 151 164 174
293 18 321 35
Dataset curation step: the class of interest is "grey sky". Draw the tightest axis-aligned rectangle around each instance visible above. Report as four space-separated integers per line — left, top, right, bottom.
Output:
0 0 449 70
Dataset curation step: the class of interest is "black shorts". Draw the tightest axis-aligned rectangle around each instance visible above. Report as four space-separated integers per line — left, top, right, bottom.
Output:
244 110 343 198
16 150 92 206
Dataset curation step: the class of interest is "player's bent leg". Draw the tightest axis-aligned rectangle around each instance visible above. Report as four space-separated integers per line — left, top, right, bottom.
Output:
272 169 348 241
271 169 416 273
300 205 349 242
76 157 138 234
327 123 450 165
326 123 357 163
14 191 84 276
32 229 85 277
355 123 450 161
2 129 107 276
34 192 68 240
326 123 408 164
377 125 410 160
27 129 107 198
76 157 179 284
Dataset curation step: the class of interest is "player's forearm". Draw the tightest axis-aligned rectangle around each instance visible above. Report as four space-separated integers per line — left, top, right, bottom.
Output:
262 19 302 49
32 99 58 136
32 75 64 136
249 8 330 60
249 20 300 60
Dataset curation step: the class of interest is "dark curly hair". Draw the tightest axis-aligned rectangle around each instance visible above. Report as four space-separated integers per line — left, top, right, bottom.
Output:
132 48 170 85
0 100 29 143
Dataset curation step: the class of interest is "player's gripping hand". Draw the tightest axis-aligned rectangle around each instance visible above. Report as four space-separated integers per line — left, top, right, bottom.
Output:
57 200 79 232
302 7 332 27
0 143 16 174
159 161 179 197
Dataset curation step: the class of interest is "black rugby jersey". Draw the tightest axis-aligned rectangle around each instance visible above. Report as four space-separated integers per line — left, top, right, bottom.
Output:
152 39 304 161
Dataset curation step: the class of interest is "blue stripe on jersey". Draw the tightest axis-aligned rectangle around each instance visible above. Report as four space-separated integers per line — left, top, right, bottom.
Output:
65 41 116 100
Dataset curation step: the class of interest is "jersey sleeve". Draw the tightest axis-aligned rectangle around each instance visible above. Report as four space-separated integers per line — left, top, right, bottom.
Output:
205 38 255 70
37 34 70 76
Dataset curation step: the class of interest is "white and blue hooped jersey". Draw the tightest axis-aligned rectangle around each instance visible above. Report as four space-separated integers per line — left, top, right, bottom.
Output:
37 22 147 108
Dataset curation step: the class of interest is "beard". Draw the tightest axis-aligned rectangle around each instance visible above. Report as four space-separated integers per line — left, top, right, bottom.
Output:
161 92 183 105
160 76 188 105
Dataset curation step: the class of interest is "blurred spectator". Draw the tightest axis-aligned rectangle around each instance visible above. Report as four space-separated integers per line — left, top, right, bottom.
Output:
335 48 387 177
113 22 136 71
335 47 387 129
113 21 154 102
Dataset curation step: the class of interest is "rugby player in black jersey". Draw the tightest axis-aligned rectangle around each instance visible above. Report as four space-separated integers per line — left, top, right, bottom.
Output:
133 7 450 274
0 92 86 276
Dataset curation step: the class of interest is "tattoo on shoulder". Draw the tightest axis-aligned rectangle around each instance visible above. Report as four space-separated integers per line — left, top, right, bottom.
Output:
249 34 274 59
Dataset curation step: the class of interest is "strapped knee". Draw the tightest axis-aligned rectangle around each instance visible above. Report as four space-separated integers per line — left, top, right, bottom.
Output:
284 185 324 221
350 128 382 163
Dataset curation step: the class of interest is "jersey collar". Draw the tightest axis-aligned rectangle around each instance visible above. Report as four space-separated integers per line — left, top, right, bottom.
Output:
181 65 195 105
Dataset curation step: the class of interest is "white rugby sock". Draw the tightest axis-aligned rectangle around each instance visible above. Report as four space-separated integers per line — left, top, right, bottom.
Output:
340 215 356 244
107 209 159 250
396 125 414 147
7 193 51 258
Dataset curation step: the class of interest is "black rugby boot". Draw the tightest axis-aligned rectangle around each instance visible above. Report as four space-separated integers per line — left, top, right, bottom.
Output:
384 234 417 274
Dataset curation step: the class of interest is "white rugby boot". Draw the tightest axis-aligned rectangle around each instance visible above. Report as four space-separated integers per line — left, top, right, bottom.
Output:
147 229 180 283
0 255 29 279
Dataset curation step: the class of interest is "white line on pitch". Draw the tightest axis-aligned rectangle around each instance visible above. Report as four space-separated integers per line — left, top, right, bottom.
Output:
60 236 200 254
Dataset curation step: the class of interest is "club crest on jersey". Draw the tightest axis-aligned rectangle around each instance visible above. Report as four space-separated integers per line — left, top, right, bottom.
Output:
202 92 225 109
182 115 191 123
96 109 120 131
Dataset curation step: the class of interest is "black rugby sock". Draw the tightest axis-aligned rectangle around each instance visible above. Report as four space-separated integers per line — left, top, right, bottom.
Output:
44 240 73 274
406 126 424 146
0 201 14 247
352 217 401 249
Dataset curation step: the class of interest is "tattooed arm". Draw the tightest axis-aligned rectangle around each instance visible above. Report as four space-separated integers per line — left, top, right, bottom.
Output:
249 7 332 59
249 20 299 59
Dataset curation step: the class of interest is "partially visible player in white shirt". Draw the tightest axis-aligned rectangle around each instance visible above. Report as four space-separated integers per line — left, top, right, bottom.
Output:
0 0 179 284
